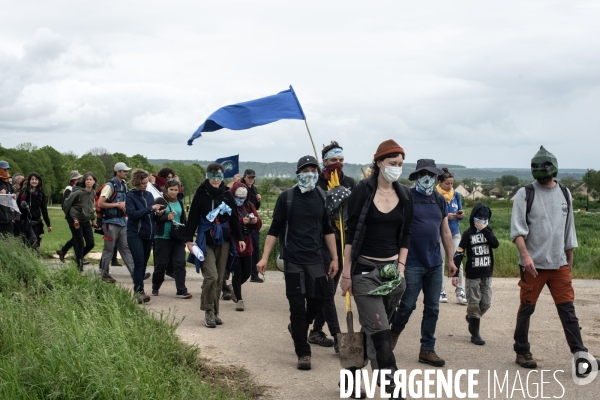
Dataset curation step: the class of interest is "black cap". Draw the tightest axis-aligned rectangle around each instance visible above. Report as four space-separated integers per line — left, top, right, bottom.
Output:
296 155 319 173
243 169 256 178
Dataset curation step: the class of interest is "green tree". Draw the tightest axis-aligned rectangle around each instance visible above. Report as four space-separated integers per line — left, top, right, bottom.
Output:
74 153 106 183
498 175 520 187
587 170 600 198
38 146 68 203
129 154 155 173
89 147 116 182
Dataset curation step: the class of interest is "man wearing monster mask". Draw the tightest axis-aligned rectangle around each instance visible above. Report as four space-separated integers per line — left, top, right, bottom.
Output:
511 146 598 374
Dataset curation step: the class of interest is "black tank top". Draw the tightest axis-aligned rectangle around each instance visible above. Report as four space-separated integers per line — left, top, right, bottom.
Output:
360 200 403 259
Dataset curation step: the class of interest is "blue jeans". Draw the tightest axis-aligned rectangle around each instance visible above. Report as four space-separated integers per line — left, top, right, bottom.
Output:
391 264 443 351
127 234 152 293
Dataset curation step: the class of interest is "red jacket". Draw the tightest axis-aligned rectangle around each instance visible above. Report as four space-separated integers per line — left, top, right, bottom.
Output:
231 182 262 257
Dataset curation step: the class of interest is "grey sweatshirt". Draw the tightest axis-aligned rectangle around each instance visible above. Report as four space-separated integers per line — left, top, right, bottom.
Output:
510 181 577 270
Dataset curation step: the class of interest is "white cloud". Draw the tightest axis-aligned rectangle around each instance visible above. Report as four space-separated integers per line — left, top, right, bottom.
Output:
1 1 599 168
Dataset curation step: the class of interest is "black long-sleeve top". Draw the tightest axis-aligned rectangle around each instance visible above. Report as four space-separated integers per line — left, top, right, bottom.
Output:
185 181 244 244
18 189 51 227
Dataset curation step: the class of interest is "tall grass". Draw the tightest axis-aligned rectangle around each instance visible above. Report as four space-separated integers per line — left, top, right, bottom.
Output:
0 237 254 399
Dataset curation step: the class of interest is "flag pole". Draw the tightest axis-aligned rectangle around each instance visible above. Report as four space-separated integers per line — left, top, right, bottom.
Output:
304 119 320 163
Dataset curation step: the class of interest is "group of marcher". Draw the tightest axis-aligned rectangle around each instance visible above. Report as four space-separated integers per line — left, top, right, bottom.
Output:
1 142 598 400
0 162 52 249
252 142 597 400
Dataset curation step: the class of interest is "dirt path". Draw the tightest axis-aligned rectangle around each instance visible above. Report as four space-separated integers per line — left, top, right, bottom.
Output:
99 264 600 399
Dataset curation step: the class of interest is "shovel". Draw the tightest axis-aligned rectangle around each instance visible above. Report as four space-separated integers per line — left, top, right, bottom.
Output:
336 206 365 368
337 292 366 368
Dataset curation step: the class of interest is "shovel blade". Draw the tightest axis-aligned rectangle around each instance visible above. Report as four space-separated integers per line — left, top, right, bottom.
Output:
337 311 365 368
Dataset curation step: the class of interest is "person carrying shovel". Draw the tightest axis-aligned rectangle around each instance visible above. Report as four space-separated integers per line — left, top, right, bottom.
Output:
340 140 413 400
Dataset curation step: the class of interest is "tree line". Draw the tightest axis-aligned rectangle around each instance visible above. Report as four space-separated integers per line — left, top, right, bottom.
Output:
0 144 205 204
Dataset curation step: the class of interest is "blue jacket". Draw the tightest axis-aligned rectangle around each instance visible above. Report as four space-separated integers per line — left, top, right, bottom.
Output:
445 192 464 236
125 189 156 240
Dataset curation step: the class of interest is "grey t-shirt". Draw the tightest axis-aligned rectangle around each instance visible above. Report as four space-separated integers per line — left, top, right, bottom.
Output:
510 181 577 270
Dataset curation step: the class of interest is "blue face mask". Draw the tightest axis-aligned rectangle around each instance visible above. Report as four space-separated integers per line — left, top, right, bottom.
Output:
234 197 245 207
474 217 488 232
415 174 435 195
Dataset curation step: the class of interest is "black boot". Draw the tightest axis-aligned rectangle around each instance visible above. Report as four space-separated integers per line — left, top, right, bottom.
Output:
371 330 404 400
338 367 366 399
468 317 485 345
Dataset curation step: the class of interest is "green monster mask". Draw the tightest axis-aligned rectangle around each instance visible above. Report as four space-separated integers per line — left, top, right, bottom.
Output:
531 145 558 180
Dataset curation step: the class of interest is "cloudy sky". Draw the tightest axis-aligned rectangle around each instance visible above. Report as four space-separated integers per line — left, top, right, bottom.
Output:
1 1 599 169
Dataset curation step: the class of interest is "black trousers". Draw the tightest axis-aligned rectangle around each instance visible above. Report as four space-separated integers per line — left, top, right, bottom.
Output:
250 230 260 278
285 261 327 358
232 255 252 300
67 218 94 271
0 222 13 236
61 238 74 255
153 238 187 294
312 256 343 336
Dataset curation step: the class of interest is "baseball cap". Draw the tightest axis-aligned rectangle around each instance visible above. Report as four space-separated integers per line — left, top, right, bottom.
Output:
243 169 256 178
296 155 319 173
114 162 132 172
0 160 10 169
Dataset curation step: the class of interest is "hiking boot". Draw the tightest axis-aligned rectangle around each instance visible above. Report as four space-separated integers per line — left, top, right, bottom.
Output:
334 336 339 354
308 329 334 347
236 299 245 311
390 325 401 350
214 313 223 325
297 355 311 370
143 272 151 280
102 275 116 283
440 291 448 303
516 353 537 369
151 289 159 296
111 260 122 266
456 290 467 305
250 275 264 283
56 249 66 263
136 292 150 304
205 310 216 328
227 284 237 303
221 290 232 301
176 292 192 299
418 349 445 367
82 259 90 265
468 317 485 345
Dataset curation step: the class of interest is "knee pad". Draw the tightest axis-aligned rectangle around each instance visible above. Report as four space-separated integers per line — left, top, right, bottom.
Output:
518 302 535 318
370 330 397 370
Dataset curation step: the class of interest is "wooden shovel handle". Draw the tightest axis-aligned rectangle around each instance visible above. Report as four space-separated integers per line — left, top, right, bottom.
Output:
345 291 351 313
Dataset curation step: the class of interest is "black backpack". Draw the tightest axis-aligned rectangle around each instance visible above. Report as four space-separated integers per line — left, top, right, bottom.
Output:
524 183 570 225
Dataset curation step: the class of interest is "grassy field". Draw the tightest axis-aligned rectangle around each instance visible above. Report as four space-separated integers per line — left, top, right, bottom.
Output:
0 237 258 399
41 198 600 279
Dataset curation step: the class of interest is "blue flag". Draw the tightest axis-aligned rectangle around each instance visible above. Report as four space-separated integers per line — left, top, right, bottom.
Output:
188 85 305 145
214 154 239 179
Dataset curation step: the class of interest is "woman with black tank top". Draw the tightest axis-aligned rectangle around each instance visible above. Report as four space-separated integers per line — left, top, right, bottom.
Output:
340 140 413 400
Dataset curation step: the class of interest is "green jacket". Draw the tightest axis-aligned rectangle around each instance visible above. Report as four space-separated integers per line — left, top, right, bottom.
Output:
63 186 96 222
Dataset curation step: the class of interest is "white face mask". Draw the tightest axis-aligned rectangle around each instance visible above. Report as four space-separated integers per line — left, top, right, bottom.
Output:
380 163 403 183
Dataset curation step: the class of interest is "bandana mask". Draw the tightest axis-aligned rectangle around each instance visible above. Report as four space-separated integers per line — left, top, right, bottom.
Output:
415 175 435 195
234 197 245 207
296 172 318 193
206 172 224 181
380 163 402 183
